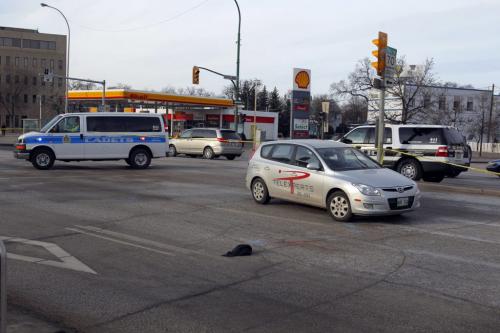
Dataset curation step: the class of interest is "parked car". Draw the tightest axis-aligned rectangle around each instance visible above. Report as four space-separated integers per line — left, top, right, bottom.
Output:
169 128 243 160
246 140 420 222
486 160 500 177
338 124 470 182
13 113 168 170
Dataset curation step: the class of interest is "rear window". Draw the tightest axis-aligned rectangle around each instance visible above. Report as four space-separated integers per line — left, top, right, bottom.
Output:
399 128 444 145
260 145 273 158
444 128 465 145
87 116 161 132
220 130 241 140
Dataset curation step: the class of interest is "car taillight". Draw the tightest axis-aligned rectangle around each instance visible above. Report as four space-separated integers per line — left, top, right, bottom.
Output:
15 144 26 151
217 138 228 143
436 146 448 157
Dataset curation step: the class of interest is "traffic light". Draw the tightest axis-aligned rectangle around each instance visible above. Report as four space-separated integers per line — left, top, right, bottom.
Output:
192 66 200 85
371 31 388 76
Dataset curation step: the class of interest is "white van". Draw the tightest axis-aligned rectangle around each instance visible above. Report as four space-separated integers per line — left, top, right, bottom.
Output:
13 113 169 170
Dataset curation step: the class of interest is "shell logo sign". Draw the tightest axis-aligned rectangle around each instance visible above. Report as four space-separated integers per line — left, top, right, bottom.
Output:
293 68 311 91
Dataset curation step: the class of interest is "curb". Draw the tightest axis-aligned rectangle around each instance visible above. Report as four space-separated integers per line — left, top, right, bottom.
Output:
419 183 500 197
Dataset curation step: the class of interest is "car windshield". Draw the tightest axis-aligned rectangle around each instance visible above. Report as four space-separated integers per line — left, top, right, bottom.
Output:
40 115 63 133
317 147 380 171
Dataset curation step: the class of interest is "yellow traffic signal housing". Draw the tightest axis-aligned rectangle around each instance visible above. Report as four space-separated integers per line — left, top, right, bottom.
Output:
192 66 200 85
371 32 388 76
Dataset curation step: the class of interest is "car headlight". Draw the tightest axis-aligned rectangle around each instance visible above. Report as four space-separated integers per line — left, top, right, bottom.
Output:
352 183 381 196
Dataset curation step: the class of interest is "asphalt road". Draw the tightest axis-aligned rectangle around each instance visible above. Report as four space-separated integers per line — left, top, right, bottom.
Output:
1 147 500 332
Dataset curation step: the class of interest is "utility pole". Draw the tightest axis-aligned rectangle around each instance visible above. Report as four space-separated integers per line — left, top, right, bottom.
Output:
233 0 241 131
487 83 495 143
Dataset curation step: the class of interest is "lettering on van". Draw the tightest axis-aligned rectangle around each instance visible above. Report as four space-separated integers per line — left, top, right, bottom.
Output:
273 170 313 194
84 136 136 144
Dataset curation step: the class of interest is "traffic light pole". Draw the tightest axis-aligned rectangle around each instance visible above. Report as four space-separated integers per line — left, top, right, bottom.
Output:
377 84 386 164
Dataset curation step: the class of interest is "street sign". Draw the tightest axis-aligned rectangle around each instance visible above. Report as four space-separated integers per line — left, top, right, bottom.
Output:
43 68 54 83
294 118 309 131
384 47 397 78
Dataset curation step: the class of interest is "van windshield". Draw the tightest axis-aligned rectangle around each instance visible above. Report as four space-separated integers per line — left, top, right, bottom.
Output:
40 115 63 133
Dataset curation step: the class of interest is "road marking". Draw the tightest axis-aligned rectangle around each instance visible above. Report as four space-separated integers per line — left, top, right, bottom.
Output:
406 249 500 270
66 228 176 257
0 236 96 274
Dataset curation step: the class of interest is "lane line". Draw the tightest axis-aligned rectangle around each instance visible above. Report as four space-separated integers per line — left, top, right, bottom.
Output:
66 228 175 257
405 249 500 270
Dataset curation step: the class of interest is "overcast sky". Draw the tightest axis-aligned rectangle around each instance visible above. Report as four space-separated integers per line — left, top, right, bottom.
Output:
1 0 499 96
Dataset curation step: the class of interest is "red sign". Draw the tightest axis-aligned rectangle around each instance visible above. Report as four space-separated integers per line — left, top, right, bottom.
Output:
206 114 220 121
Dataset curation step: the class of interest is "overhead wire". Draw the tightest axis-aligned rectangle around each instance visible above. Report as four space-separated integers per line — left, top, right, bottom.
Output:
72 0 211 33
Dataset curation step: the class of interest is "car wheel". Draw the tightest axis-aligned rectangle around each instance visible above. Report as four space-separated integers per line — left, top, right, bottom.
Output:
251 178 270 204
169 145 177 157
447 169 462 178
129 148 151 169
423 173 445 183
31 148 55 170
397 159 422 181
203 147 215 159
125 158 132 166
226 155 236 160
327 191 352 222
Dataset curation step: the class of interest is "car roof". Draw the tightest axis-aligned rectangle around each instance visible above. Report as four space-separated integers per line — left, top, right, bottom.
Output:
355 124 455 129
263 139 348 149
188 128 235 131
63 112 162 117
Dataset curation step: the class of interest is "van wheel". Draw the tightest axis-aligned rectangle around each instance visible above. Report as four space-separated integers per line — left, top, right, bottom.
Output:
447 169 461 178
251 178 270 204
31 148 55 170
203 147 215 159
169 145 177 157
226 155 236 160
125 158 132 166
397 159 422 181
423 173 445 183
327 191 352 222
129 148 151 169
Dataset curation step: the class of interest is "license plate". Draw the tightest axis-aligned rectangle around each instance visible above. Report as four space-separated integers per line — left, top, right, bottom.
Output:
397 197 409 207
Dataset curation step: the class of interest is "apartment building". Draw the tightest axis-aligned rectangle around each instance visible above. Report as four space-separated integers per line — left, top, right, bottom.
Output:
0 26 66 128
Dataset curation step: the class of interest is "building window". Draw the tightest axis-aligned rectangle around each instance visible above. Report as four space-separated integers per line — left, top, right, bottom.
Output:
24 76 28 85
24 94 28 103
14 75 19 84
32 57 37 68
41 59 46 69
32 76 37 86
15 57 20 67
6 56 10 66
438 96 446 110
423 95 431 108
58 59 63 70
6 75 10 84
6 94 10 103
0 56 2 65
41 78 45 86
50 59 54 70
58 78 63 87
466 97 473 111
453 96 461 111
12 38 21 47
42 95 46 104
32 95 37 104
24 57 28 68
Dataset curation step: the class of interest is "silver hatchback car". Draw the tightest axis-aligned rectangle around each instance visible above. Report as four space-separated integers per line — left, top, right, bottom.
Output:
246 140 421 222
170 128 243 160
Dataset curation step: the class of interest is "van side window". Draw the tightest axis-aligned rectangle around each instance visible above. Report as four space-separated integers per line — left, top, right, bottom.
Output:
399 128 444 145
261 145 273 158
51 116 80 133
192 129 216 138
367 128 392 144
269 144 295 164
180 130 192 139
343 128 369 144
86 116 161 132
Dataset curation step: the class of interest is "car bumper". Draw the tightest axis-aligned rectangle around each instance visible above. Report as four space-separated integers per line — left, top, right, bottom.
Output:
13 150 30 160
213 146 243 155
350 192 421 216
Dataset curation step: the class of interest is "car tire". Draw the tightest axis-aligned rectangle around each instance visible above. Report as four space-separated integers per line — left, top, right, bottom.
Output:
129 148 151 169
327 191 353 222
251 178 270 204
31 148 55 170
226 155 236 160
169 145 177 157
397 158 423 181
423 173 445 183
203 147 215 159
125 158 132 166
447 169 462 178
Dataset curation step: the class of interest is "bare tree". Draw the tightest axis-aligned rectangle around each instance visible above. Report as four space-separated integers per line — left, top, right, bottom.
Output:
0 70 30 127
330 57 437 124
68 80 98 90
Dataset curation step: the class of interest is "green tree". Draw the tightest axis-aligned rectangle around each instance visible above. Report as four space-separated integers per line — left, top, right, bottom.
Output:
256 85 268 111
268 87 281 112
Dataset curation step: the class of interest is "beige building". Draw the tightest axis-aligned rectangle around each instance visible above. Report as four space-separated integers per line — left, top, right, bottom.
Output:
0 26 66 128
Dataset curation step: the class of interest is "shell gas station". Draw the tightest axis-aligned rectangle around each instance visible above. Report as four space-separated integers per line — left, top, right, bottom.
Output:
68 89 278 140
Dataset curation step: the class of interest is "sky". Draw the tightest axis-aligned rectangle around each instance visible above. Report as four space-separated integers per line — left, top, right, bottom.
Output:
1 0 499 97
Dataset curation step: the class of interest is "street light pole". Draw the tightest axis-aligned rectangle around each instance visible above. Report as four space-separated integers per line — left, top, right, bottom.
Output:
233 0 241 131
41 3 70 114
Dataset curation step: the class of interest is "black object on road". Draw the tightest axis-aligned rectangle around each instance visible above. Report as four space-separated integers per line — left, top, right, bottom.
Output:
222 244 253 257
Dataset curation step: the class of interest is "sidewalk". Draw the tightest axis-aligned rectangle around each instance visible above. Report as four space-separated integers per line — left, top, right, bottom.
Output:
0 134 18 147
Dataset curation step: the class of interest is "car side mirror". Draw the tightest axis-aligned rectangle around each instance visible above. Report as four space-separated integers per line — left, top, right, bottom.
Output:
306 161 321 171
341 137 352 144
